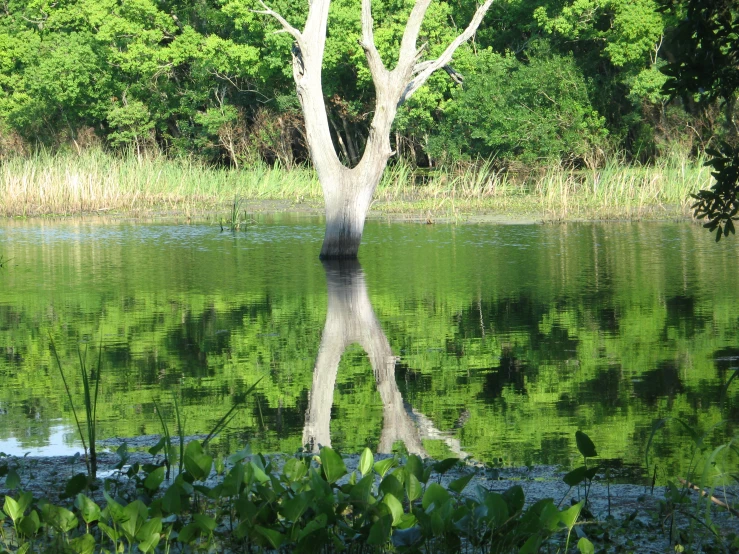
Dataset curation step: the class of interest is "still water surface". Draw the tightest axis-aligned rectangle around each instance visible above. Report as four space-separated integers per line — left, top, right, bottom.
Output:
1 216 738 478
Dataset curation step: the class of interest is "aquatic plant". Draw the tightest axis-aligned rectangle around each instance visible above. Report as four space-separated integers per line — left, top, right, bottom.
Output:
49 336 102 481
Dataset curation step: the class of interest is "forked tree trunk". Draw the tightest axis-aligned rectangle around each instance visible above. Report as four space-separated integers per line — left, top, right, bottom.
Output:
303 260 426 455
258 0 494 258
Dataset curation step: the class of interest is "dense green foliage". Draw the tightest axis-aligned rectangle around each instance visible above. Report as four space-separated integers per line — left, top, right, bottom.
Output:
0 0 735 168
1 430 736 553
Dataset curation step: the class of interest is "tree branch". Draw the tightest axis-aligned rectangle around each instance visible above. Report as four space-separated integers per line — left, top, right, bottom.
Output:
400 0 495 105
360 0 387 80
254 0 304 46
397 0 433 69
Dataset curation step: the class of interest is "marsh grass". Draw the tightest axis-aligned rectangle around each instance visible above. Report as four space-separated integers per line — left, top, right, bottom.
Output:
0 149 712 220
49 336 102 481
0 149 320 217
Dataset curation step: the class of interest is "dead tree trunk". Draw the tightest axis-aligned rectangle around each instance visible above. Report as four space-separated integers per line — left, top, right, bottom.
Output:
303 260 426 455
258 0 494 258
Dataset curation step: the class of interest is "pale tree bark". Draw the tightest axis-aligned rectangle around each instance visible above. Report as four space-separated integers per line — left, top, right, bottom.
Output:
303 260 426 455
257 0 495 258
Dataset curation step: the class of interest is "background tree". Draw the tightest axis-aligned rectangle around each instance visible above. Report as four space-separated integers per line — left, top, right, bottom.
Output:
660 0 739 240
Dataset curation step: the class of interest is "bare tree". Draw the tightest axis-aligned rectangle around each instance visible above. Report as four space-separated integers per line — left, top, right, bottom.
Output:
258 0 495 258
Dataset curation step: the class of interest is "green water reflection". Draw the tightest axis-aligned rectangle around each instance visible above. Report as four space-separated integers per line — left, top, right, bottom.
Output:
1 217 738 479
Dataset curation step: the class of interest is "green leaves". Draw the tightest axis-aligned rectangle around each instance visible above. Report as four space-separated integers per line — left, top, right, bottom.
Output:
184 440 213 481
319 446 347 484
575 431 597 458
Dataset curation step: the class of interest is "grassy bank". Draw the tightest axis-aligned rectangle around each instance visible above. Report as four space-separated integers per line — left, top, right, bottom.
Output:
0 150 712 220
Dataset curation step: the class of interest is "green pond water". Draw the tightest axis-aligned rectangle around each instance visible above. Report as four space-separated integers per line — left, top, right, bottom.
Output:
1 216 738 480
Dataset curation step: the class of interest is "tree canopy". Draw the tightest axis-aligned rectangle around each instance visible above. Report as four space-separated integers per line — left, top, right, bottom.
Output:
0 0 734 170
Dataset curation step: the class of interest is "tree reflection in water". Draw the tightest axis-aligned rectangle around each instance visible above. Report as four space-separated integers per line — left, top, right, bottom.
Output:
303 260 427 455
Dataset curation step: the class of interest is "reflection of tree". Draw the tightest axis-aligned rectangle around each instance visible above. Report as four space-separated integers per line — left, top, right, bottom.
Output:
303 260 427 455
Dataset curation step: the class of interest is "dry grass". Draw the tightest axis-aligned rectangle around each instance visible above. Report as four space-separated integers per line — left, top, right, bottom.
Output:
0 149 712 220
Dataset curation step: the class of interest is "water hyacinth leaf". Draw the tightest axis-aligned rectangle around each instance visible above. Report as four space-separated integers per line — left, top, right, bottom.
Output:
144 466 165 492
63 473 89 498
255 525 285 548
309 467 332 497
448 473 474 494
422 483 451 510
41 504 78 532
148 437 166 456
585 466 600 480
374 457 397 478
520 534 543 554
359 447 373 476
383 493 404 526
367 514 393 545
75 494 101 524
184 441 212 481
319 447 346 484
69 533 96 554
120 500 147 540
405 472 422 503
560 501 583 529
578 537 595 554
5 469 20 490
575 431 597 458
563 466 589 487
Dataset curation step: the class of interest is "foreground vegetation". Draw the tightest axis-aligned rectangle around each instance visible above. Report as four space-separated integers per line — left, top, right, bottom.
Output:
0 150 712 221
1 426 737 553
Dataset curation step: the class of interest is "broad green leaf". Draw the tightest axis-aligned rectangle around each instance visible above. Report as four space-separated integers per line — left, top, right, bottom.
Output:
405 472 422 503
319 447 347 484
432 458 459 474
367 514 392 545
177 522 200 544
578 537 595 554
5 469 20 490
193 513 217 533
184 441 212 481
422 483 450 510
162 484 183 514
405 455 424 481
348 474 373 506
503 485 525 513
283 457 307 482
358 448 373 476
575 431 597 458
3 496 22 522
69 533 96 554
563 466 588 487
64 474 88 498
75 494 101 524
448 473 474 494
296 513 327 541
98 522 119 543
255 525 285 548
379 474 403 500
18 510 40 537
484 492 509 528
383 493 404 526
373 457 396 478
281 491 313 521
144 466 165 492
136 518 162 553
560 501 583 529
539 501 560 531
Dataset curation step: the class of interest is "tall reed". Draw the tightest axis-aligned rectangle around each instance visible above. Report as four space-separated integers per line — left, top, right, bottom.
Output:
49 336 103 480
